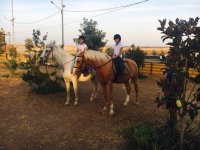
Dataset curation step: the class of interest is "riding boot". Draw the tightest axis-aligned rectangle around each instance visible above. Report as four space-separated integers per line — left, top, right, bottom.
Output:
114 57 124 79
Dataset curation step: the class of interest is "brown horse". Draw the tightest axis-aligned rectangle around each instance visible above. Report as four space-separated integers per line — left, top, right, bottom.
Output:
74 50 139 115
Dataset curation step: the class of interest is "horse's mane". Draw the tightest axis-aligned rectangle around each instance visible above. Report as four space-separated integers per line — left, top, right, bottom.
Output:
53 45 72 57
85 50 111 63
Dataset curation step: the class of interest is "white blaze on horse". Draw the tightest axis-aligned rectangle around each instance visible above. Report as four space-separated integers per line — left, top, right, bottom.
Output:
74 50 139 115
39 42 99 106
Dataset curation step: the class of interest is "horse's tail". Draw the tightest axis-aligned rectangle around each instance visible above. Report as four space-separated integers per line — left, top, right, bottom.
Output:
125 59 139 103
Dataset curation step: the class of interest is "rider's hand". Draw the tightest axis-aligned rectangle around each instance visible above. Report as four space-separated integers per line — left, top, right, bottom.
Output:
112 56 116 59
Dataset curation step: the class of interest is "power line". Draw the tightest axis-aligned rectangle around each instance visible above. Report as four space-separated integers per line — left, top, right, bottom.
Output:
14 11 60 24
40 0 150 30
15 0 149 33
13 0 149 25
64 0 149 12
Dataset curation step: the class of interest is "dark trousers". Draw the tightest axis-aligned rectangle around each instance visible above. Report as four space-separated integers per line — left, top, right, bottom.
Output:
113 57 124 75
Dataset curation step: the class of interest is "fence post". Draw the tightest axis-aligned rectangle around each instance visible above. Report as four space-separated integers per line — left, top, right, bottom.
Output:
150 63 153 74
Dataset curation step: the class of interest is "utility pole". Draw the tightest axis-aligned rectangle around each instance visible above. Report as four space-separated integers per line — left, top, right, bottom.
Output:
7 32 11 44
11 0 15 46
50 0 65 49
61 0 64 49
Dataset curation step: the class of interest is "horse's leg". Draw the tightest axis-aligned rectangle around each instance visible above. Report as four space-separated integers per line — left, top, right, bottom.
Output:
123 81 131 106
132 77 139 105
93 78 99 100
107 81 114 116
90 78 99 102
64 80 71 105
100 82 108 112
71 77 79 106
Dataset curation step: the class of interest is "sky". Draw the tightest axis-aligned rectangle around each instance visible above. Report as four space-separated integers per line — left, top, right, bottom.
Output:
0 0 199 46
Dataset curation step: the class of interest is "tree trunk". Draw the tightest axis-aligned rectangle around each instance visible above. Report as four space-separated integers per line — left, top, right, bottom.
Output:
169 105 177 122
179 58 188 150
179 118 184 150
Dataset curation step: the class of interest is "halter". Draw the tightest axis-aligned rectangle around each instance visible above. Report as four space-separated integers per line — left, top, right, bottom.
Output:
43 46 75 66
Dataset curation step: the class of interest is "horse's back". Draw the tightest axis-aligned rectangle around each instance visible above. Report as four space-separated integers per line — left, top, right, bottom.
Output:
123 59 138 76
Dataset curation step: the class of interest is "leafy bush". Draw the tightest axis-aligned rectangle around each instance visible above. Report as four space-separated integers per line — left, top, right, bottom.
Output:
21 29 65 94
159 50 165 56
151 50 158 56
124 44 145 73
119 121 200 150
22 69 65 94
105 47 113 56
8 46 17 60
0 28 5 55
3 59 18 75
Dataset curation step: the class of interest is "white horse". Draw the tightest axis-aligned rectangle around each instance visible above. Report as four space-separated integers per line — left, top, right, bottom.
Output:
39 42 99 106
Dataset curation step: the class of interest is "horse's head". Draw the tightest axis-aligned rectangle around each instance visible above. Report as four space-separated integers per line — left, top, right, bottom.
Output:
39 41 56 65
73 51 86 74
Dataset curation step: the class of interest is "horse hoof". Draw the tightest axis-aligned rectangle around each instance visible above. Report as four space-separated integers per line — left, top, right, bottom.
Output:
103 106 108 111
74 102 79 106
90 97 94 102
109 110 114 116
65 102 70 106
109 112 114 116
101 110 106 115
123 103 127 107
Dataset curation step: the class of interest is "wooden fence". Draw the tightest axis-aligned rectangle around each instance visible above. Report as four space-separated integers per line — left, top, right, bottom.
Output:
140 62 199 77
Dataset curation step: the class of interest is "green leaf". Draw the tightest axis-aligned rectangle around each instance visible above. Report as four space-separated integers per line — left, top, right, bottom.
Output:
157 27 163 31
175 18 179 24
188 107 198 121
166 43 176 46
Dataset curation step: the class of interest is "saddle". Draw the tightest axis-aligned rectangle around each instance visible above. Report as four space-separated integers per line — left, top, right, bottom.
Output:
113 60 130 83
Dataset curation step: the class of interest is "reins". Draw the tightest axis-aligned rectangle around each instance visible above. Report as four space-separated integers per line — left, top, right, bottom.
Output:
74 54 113 70
93 59 113 70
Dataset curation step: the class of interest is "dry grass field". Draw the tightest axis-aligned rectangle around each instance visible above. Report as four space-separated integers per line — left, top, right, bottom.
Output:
6 44 169 56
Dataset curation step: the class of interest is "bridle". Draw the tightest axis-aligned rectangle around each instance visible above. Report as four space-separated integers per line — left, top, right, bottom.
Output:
42 46 75 67
73 55 87 72
43 46 54 65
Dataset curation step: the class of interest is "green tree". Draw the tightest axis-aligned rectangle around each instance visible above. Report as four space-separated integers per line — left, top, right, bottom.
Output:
0 28 5 55
159 49 165 55
157 17 200 149
124 44 145 73
25 38 34 57
151 50 157 55
3 59 18 75
105 47 113 56
3 46 18 76
32 29 48 49
8 46 17 60
74 18 107 51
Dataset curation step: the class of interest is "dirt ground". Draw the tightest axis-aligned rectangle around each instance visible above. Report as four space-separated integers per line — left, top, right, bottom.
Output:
0 64 197 150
